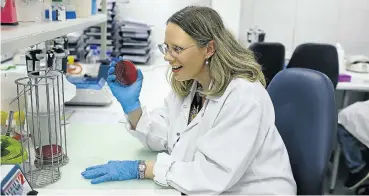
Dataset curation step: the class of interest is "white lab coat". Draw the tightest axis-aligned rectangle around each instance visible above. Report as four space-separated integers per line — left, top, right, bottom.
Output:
338 100 369 148
127 78 297 195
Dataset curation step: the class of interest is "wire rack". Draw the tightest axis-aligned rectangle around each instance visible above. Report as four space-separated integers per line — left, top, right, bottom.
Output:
14 68 68 188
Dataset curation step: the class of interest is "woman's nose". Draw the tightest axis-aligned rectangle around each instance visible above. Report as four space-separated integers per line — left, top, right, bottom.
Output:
164 52 174 62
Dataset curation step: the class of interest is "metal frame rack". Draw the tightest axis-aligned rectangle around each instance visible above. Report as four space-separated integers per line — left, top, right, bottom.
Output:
0 0 108 188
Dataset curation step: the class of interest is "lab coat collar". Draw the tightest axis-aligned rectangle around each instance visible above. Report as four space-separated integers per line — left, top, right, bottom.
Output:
180 79 224 134
190 80 222 102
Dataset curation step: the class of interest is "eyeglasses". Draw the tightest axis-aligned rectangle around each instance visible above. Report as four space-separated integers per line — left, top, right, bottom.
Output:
158 43 196 58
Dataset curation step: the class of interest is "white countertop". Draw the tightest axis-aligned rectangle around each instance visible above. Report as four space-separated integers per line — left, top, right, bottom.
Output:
35 123 178 195
0 58 179 194
336 70 369 91
34 61 178 194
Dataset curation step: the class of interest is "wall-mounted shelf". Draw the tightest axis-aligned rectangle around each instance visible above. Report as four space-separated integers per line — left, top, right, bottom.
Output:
1 14 107 55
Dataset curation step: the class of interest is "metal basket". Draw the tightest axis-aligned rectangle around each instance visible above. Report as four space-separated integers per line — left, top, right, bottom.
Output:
14 68 68 188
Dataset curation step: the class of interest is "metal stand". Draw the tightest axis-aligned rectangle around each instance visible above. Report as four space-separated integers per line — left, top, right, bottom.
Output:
14 68 68 188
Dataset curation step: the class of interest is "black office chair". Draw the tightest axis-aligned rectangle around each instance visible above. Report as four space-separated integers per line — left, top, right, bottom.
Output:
267 68 337 194
286 43 339 88
249 42 285 86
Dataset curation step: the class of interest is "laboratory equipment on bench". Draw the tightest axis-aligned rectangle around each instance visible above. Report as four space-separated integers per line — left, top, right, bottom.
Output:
25 49 44 74
9 43 76 106
5 111 14 136
54 36 69 73
14 67 68 188
1 0 18 25
43 37 70 73
45 41 77 103
86 45 100 64
7 41 76 187
53 46 68 71
54 36 68 50
247 26 266 45
66 56 82 75
45 49 55 70
346 55 369 73
65 60 113 106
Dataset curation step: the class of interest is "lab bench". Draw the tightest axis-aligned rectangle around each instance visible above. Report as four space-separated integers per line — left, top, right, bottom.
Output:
1 62 178 195
35 65 177 195
35 122 178 195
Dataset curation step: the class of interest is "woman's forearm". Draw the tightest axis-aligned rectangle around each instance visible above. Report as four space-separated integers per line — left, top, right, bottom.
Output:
145 160 155 179
127 107 143 130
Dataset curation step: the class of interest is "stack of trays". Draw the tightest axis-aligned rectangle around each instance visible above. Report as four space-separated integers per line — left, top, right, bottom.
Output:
112 19 153 64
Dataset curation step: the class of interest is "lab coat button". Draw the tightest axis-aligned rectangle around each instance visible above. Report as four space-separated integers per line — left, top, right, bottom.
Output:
183 105 187 108
177 133 180 136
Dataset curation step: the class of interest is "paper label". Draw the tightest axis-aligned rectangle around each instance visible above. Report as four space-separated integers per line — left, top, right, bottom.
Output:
1 166 33 195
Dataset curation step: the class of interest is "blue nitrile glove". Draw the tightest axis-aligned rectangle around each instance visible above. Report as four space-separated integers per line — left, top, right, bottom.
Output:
81 160 139 184
107 57 143 114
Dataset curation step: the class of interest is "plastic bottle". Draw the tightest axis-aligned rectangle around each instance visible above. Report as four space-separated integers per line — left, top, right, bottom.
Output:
88 45 99 64
92 49 100 64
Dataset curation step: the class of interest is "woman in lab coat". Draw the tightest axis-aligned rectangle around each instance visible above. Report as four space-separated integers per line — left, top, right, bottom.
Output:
337 99 369 190
81 6 296 195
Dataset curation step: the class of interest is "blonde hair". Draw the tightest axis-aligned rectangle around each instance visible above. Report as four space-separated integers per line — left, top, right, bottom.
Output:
167 6 266 97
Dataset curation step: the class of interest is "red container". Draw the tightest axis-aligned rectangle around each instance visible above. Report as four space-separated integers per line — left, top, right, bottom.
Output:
35 144 62 159
1 0 18 25
115 60 138 85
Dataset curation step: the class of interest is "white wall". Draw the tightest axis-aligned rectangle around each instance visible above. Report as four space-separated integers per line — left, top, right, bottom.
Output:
116 0 211 49
116 0 244 47
211 0 242 40
116 0 369 57
239 0 369 56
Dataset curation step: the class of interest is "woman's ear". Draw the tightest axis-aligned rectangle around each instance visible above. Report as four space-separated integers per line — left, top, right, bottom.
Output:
206 40 216 58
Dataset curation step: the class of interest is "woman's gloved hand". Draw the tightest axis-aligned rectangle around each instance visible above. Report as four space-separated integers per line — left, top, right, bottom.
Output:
107 58 143 114
81 160 139 184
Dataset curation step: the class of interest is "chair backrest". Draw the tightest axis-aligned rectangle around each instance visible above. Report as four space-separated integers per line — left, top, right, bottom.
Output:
287 43 339 88
249 42 285 86
267 68 337 195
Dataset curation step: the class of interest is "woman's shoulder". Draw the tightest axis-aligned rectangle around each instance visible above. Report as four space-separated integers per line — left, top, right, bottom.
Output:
225 78 276 122
226 78 271 104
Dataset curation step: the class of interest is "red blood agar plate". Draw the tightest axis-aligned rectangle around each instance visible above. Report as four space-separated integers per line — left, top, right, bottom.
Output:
115 60 138 85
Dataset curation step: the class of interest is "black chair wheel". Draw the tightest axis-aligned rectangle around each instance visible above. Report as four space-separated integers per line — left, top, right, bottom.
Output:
356 184 369 195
